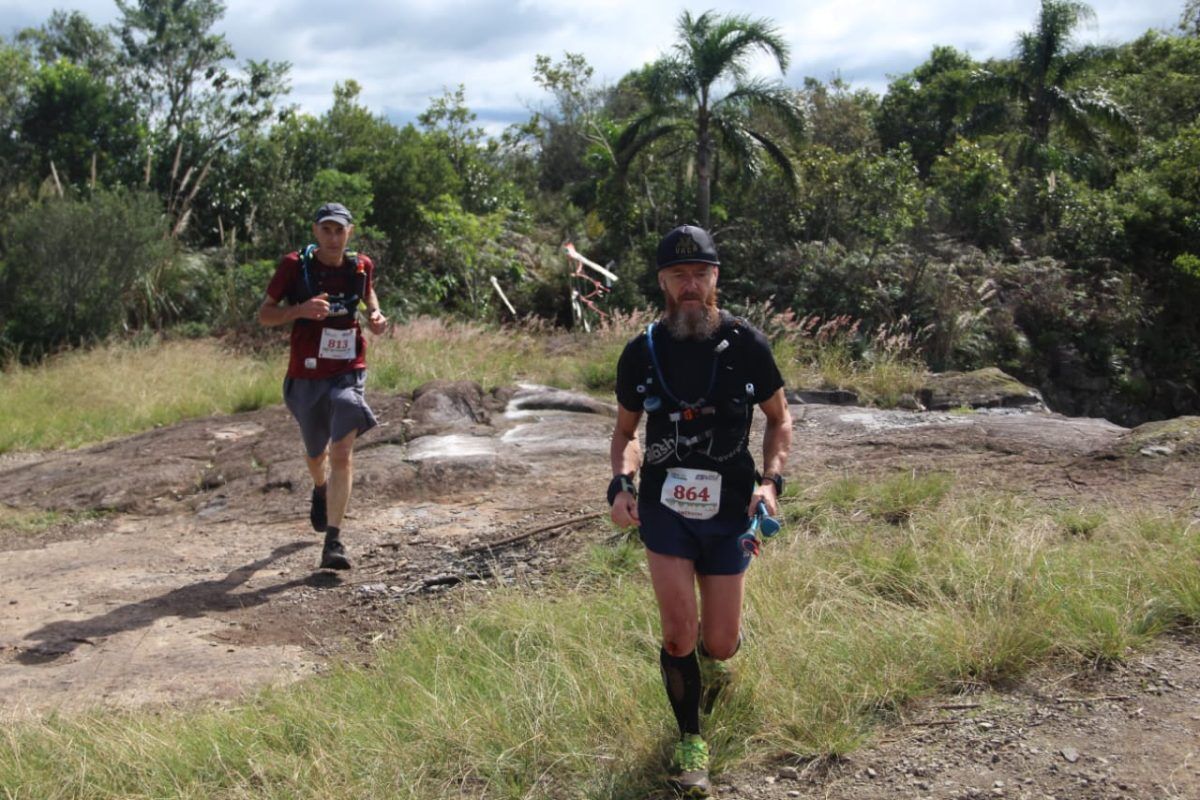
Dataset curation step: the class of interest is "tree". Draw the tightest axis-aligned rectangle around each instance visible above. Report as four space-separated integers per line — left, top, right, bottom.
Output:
965 0 1133 178
115 0 289 239
1 190 173 355
1183 0 1200 37
116 0 286 147
875 45 977 176
799 76 879 154
419 86 518 215
0 43 33 193
1108 30 1200 143
19 59 144 188
619 10 804 228
930 140 1016 246
17 10 117 76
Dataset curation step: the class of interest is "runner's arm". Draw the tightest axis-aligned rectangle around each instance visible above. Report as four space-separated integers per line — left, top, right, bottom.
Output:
750 388 792 516
363 287 387 335
258 293 330 327
609 405 643 527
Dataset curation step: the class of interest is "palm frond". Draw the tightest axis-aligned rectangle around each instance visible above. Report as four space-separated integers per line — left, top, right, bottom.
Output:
675 9 790 88
717 79 806 139
613 118 684 179
709 116 760 176
1055 87 1136 148
744 128 799 187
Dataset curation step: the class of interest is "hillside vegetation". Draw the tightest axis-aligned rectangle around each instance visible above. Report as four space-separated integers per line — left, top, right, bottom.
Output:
0 2 1198 425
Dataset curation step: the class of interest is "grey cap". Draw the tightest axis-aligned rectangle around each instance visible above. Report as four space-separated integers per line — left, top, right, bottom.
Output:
655 225 720 270
314 202 353 226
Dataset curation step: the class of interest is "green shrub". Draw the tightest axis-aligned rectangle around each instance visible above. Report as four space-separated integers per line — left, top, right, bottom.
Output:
1 189 173 358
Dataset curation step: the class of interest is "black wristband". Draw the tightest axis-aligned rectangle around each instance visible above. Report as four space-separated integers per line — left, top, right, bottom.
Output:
607 473 637 506
756 471 785 495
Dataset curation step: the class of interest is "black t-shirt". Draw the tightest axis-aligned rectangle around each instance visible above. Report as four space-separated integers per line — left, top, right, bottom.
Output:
615 313 785 520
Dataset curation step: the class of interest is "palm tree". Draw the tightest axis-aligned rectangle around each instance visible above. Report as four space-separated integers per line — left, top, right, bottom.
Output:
966 0 1133 177
616 10 804 228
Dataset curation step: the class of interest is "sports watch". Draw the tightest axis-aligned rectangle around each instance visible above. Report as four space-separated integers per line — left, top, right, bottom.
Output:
758 472 785 495
607 473 637 506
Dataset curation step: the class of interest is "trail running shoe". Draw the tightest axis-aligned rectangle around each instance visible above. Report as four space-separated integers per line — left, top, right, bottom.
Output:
699 655 733 714
669 734 711 797
319 539 351 570
310 487 327 532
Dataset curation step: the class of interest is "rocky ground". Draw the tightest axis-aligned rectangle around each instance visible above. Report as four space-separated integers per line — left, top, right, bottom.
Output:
1 374 1198 798
716 637 1200 800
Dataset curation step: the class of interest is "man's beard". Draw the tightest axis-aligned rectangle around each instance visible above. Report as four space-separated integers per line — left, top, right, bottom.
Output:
664 292 720 340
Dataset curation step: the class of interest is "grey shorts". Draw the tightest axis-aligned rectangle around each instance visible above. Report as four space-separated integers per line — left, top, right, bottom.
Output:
283 370 378 458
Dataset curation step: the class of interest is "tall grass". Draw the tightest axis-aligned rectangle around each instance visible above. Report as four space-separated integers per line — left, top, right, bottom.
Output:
2 309 931 454
3 475 1198 798
364 316 640 395
0 318 643 454
0 339 281 452
734 303 928 405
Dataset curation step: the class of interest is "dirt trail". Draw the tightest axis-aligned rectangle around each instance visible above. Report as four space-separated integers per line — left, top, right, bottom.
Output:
0 383 614 717
2 386 1198 796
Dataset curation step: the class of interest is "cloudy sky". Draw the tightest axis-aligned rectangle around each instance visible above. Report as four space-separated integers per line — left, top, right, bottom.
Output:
0 0 1184 134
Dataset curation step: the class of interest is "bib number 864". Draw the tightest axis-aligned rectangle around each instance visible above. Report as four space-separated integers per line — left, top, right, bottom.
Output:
673 485 710 502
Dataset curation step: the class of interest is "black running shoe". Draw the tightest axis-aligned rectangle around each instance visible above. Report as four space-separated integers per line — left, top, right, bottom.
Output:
319 539 351 570
310 487 327 532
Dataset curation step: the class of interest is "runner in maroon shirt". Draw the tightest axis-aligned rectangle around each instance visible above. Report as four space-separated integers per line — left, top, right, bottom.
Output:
258 202 388 570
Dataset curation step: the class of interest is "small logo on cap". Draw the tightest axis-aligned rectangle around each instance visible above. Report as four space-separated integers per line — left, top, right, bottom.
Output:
676 233 699 256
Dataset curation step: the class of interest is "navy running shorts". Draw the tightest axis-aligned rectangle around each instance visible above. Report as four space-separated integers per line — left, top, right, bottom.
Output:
283 369 378 458
637 499 752 576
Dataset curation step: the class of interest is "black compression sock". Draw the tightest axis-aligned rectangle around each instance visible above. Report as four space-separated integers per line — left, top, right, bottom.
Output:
660 646 702 736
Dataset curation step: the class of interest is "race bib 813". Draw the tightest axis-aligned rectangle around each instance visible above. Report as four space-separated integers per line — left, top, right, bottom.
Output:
318 328 357 360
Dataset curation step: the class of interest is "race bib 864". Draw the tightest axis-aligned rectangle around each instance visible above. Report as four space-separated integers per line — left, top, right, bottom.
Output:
660 467 722 520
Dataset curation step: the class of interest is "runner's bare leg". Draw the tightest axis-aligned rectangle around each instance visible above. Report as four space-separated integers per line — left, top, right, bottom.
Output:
304 450 327 489
647 550 700 656
698 573 746 658
327 429 357 529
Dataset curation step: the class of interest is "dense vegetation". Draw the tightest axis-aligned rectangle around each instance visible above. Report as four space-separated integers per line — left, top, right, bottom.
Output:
1 0 1198 424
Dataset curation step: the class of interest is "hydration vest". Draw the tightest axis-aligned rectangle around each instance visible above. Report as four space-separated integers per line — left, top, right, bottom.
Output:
635 314 758 466
292 244 367 329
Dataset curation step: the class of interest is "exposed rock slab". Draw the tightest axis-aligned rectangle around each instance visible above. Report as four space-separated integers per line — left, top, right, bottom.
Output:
919 367 1046 411
1119 416 1200 459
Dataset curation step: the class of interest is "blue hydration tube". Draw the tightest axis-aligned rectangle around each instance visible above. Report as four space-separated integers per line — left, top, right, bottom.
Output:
738 500 782 556
645 322 720 409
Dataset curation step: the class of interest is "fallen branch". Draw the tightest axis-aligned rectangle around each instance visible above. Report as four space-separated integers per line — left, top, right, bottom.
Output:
1054 695 1131 704
460 512 605 556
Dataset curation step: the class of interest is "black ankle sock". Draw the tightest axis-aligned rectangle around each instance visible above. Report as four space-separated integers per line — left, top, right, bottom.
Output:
313 484 327 496
324 525 341 545
660 646 702 736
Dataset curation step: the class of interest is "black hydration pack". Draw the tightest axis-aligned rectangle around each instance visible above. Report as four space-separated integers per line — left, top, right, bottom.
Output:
293 244 366 328
635 315 758 466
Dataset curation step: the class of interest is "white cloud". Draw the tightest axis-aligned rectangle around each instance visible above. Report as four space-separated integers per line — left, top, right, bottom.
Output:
0 0 1182 128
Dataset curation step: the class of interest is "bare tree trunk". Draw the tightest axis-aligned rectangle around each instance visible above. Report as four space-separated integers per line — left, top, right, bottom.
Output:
696 129 712 228
695 96 714 228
